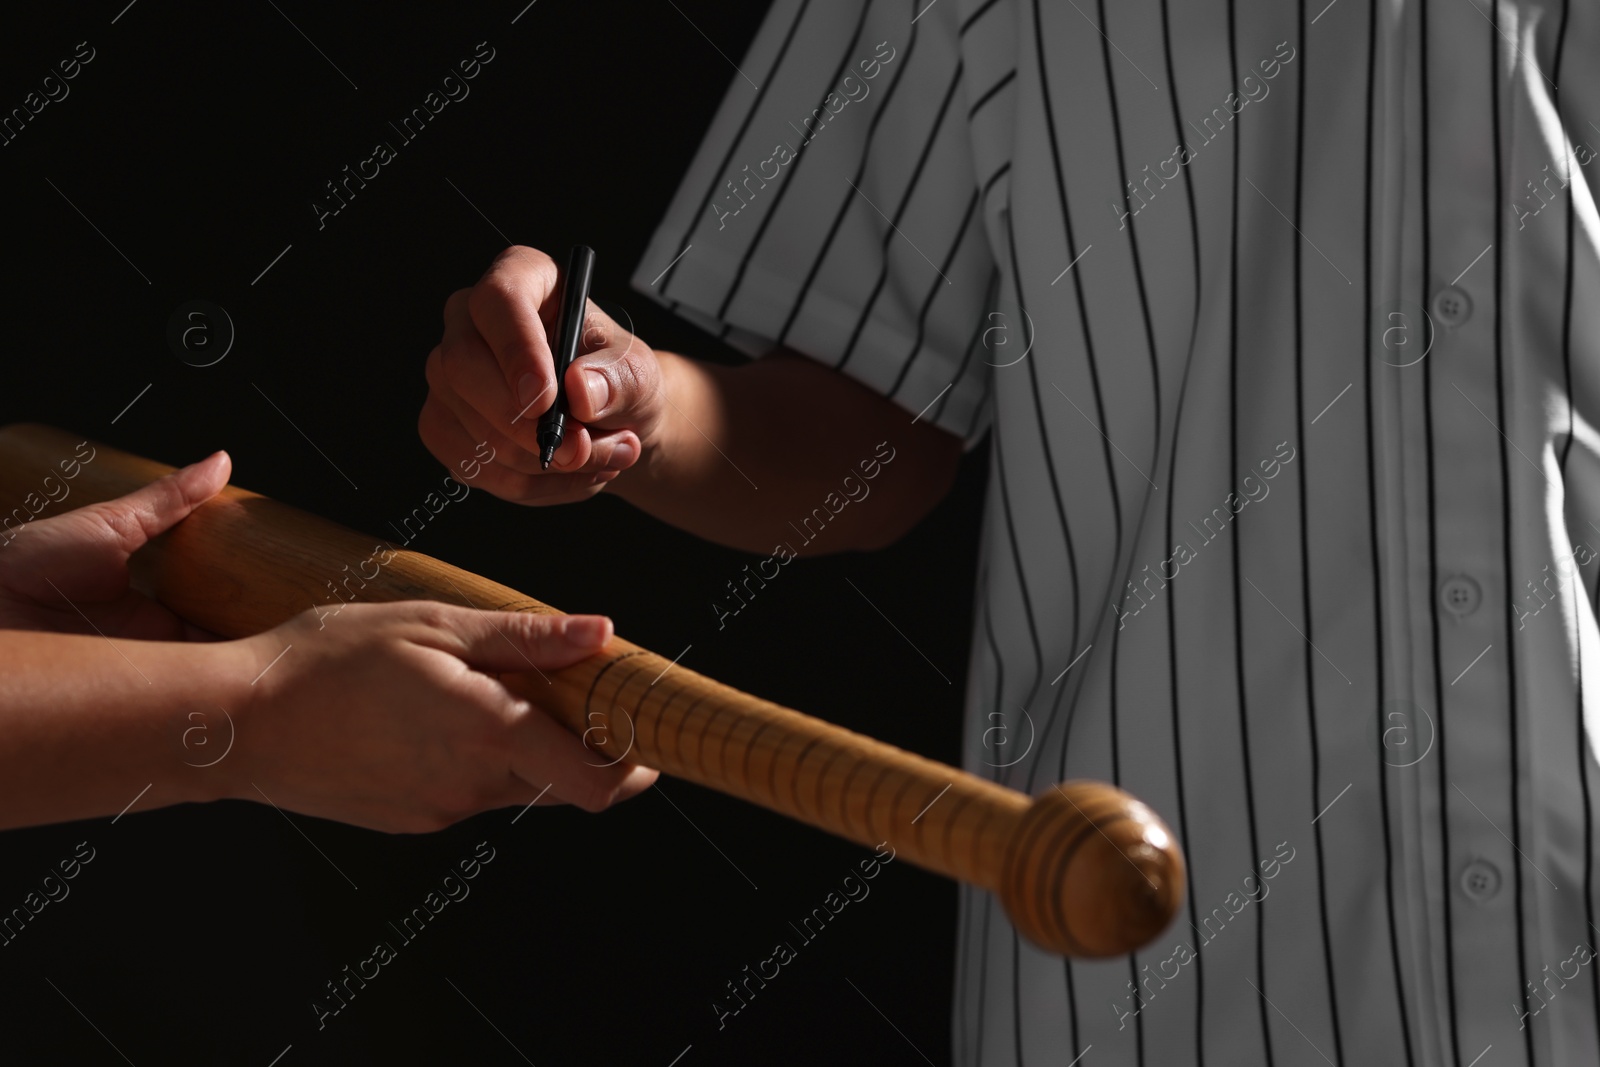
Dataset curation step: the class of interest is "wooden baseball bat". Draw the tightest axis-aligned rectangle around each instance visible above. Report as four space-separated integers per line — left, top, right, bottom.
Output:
0 423 1183 958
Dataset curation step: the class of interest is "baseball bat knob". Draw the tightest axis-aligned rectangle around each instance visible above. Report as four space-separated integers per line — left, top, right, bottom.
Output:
998 781 1185 958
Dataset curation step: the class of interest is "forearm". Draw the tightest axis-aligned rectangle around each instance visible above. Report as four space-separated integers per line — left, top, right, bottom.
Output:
0 632 244 829
612 350 961 555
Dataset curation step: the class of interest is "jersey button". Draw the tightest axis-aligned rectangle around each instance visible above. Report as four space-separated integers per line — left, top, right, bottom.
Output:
1460 860 1502 902
1439 575 1482 617
1431 286 1473 327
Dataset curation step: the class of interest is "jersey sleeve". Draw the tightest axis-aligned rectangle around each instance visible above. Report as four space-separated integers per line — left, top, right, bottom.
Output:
630 0 995 445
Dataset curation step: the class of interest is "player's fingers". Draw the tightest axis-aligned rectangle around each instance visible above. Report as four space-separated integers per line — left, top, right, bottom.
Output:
418 388 472 467
523 762 656 811
431 380 635 480
494 772 572 810
539 426 639 476
579 427 642 473
505 704 657 813
397 602 612 672
466 246 563 420
606 763 659 804
418 397 620 504
430 319 544 453
423 383 536 474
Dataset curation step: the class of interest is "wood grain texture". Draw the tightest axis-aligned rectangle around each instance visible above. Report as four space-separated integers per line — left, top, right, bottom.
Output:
0 423 1184 957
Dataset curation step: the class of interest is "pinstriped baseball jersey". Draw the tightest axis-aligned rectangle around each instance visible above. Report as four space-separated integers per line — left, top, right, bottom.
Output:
631 1 1600 1064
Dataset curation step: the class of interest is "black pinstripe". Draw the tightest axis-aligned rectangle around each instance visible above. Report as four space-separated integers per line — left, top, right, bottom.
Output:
1364 0 1414 1059
1156 0 1208 1059
967 68 1015 119
1292 3 1344 1061
1488 3 1537 1062
1418 1 1463 1059
1221 0 1272 1059
960 0 1003 35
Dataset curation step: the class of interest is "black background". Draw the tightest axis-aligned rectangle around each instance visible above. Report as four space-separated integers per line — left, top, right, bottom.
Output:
0 2 990 1064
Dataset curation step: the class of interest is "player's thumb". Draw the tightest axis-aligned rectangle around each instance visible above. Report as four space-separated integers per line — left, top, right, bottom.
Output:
563 316 663 431
93 450 231 558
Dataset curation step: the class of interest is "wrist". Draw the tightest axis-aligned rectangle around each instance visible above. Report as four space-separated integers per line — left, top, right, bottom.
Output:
176 636 265 805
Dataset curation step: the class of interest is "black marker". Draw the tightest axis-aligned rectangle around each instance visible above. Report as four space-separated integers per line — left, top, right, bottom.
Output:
537 244 597 470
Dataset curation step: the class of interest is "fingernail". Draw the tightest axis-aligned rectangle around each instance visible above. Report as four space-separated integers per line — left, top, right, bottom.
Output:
518 373 544 409
562 615 610 646
582 368 610 416
607 440 636 469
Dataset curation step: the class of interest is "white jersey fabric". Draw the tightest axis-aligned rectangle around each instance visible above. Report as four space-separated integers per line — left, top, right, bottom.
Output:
632 1 1600 1064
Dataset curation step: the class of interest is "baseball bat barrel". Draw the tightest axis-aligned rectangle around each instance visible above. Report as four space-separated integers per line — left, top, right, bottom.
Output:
0 424 1183 958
